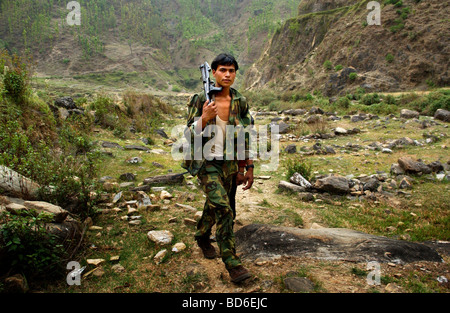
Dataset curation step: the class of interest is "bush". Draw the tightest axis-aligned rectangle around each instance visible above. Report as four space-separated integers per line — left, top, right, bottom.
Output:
349 72 358 81
335 64 343 71
335 96 351 109
383 94 397 105
323 60 333 71
408 91 450 115
361 93 381 105
385 53 395 63
284 156 312 182
0 210 66 279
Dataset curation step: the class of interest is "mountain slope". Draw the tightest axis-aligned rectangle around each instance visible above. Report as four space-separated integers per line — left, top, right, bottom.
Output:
0 0 298 91
243 0 449 96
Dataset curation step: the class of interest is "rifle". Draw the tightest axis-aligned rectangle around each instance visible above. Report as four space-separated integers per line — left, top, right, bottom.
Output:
200 62 222 104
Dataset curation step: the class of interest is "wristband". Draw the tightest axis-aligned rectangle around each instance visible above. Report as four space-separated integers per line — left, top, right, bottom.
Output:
246 164 255 170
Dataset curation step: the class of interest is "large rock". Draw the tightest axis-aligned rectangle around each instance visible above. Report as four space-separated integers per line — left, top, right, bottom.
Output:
313 175 349 194
289 173 312 189
235 224 443 263
434 109 450 122
400 109 420 119
23 201 69 223
278 181 307 193
397 157 432 175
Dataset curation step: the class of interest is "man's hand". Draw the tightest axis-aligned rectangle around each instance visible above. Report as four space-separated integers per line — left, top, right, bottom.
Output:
201 100 218 127
236 167 246 186
242 168 254 191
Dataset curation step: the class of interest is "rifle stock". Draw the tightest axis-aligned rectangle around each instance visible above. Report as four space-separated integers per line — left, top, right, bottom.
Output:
200 62 222 105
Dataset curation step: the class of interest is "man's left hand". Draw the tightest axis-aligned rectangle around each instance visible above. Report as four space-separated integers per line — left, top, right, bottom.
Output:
242 169 254 191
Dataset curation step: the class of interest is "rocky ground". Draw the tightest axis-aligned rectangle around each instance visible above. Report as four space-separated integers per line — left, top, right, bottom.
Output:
1 97 449 294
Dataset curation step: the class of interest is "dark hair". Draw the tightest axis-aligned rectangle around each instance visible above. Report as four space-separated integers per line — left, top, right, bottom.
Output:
211 53 239 71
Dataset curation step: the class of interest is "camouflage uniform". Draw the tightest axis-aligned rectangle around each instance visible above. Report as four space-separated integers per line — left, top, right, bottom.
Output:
181 88 253 270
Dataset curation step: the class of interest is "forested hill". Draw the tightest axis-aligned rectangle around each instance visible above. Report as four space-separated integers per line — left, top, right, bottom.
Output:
0 0 298 91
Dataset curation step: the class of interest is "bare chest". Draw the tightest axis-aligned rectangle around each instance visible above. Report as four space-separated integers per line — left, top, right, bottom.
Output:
214 97 231 121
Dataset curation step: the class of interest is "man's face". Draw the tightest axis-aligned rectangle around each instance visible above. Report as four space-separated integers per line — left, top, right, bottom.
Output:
212 65 236 88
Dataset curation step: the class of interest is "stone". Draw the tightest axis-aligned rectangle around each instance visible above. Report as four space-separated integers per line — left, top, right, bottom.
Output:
147 230 174 245
160 190 173 200
398 157 432 175
102 141 123 149
119 173 135 181
235 224 443 263
334 127 348 135
284 277 315 293
111 264 125 273
400 109 420 119
23 201 68 223
194 210 203 221
172 242 187 253
313 175 350 194
285 144 297 154
124 145 150 151
154 249 168 264
399 177 412 189
87 259 106 266
126 157 143 164
289 173 312 188
175 203 198 212
184 218 197 227
390 163 405 176
434 109 450 123
428 161 444 173
278 181 307 193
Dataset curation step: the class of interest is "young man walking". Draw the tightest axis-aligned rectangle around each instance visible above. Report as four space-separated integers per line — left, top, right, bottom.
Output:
182 53 254 283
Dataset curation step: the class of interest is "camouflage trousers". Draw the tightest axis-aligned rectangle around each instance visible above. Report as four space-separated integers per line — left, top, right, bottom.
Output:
195 160 242 270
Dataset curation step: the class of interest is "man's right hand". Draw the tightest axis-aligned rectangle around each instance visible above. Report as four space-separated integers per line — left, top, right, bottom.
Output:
200 100 218 129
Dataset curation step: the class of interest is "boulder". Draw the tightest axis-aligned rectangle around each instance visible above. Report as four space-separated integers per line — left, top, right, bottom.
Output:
313 175 350 194
284 277 315 293
434 109 450 123
397 157 432 175
23 201 69 223
289 173 312 189
400 109 420 119
284 144 297 154
278 181 308 193
235 224 443 263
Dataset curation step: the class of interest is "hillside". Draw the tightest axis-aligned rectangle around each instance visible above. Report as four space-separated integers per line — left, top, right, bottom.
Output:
243 0 449 96
0 0 298 92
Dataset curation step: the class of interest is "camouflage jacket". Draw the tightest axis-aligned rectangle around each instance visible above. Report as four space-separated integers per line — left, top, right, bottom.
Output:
181 88 253 176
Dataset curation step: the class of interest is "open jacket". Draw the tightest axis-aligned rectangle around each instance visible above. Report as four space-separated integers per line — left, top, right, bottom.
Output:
181 88 253 176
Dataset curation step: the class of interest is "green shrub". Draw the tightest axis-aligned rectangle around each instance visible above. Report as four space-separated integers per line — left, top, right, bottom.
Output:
383 94 397 105
408 91 450 115
335 96 351 109
3 71 26 99
362 93 381 105
385 53 395 63
284 156 313 182
323 60 333 71
0 210 66 279
349 72 358 81
335 64 343 71
89 95 118 129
